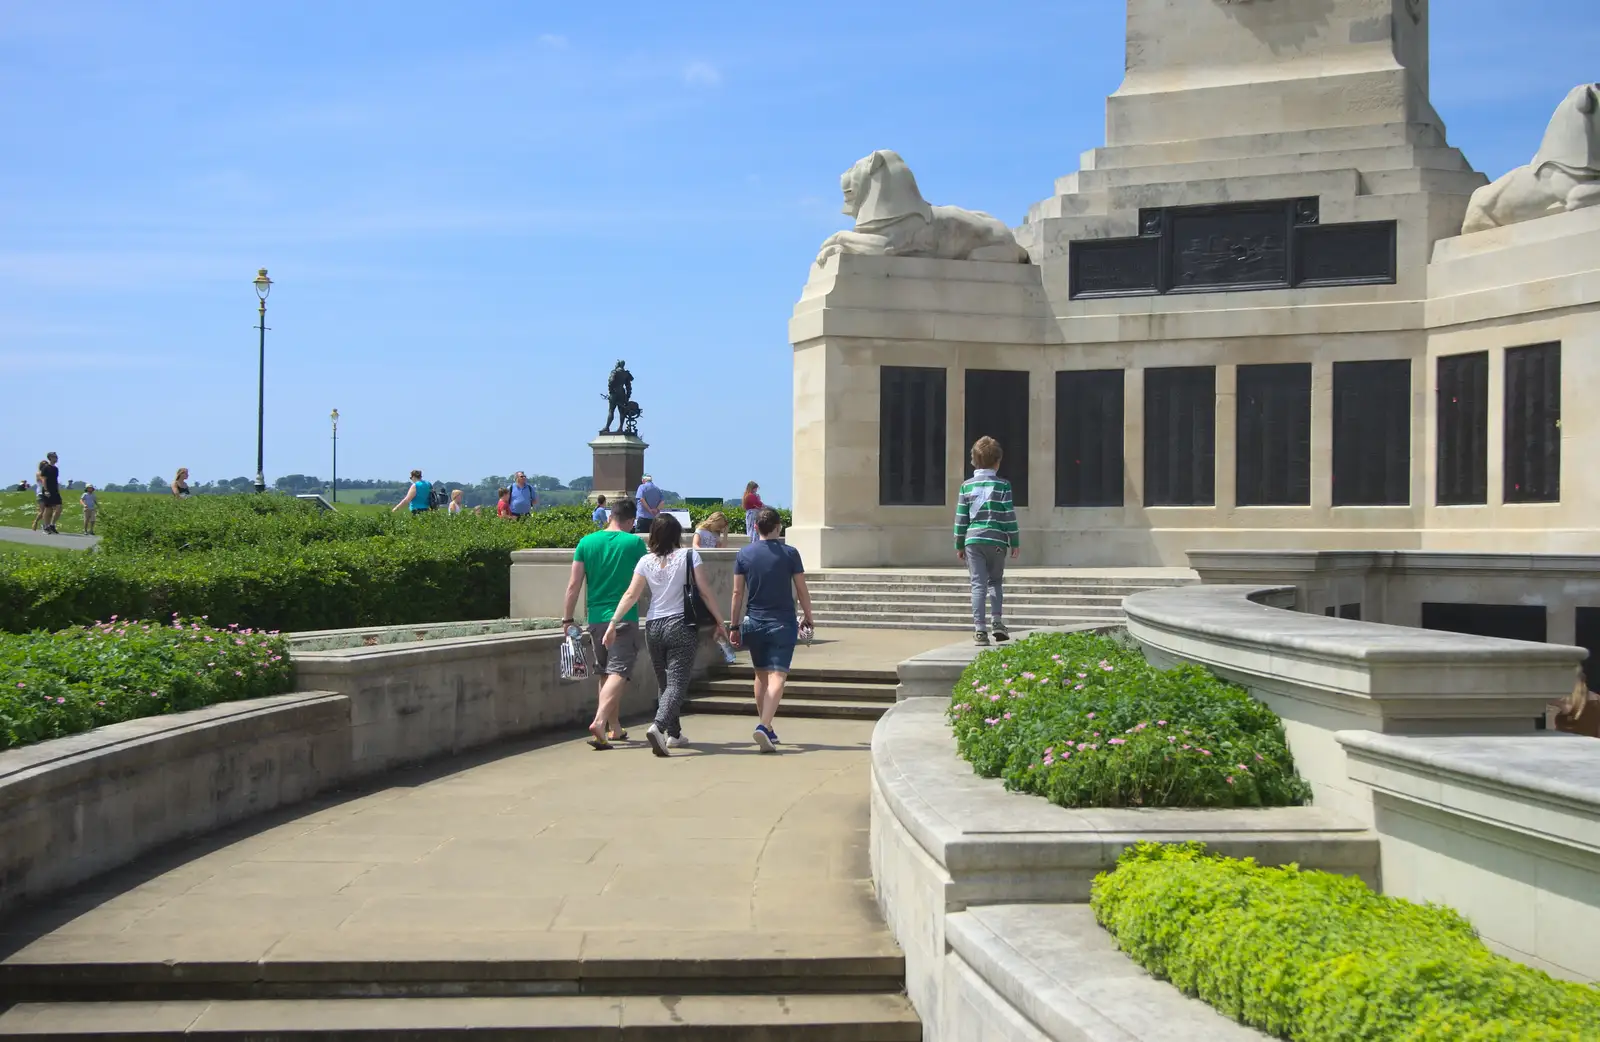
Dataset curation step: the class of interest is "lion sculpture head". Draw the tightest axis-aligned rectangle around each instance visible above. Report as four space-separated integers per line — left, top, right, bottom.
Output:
1534 82 1600 177
839 150 934 232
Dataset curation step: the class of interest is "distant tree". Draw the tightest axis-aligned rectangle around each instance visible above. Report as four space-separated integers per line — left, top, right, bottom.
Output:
126 478 142 489
529 474 565 491
148 476 167 493
568 475 594 492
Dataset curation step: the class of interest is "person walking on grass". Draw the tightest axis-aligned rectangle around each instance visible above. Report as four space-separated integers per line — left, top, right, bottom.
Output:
730 507 814 753
391 469 432 514
605 514 728 757
564 498 646 749
956 436 1020 646
508 471 538 520
634 474 664 534
80 485 98 535
741 481 764 539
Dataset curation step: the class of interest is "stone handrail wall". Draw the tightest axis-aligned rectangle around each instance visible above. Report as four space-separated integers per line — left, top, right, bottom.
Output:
510 546 738 631
1123 583 1586 822
1337 729 1600 982
0 628 650 919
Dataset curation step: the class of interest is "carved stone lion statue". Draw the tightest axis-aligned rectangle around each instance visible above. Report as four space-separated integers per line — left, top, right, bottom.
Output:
814 150 1030 265
1462 83 1600 234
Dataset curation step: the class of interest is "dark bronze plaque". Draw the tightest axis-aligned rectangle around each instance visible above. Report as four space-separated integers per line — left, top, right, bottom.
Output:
1070 238 1159 298
1169 206 1290 291
1065 197 1397 299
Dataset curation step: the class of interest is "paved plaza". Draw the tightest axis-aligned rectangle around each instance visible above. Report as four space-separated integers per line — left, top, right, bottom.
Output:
1 712 896 973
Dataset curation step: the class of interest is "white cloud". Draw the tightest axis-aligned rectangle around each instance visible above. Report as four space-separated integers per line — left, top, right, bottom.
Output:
682 61 722 87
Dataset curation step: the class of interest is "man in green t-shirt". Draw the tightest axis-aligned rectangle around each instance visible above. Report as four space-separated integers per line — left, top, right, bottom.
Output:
564 498 647 749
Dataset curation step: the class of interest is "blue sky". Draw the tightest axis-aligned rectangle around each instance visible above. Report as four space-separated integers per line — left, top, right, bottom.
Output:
2 2 1596 503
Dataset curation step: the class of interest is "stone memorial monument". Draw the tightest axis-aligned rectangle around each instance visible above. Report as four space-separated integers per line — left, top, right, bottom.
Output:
790 0 1600 568
589 360 647 508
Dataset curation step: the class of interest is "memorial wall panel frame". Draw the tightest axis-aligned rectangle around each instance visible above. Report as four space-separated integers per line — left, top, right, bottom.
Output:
1236 363 1312 507
880 365 947 507
1055 369 1125 508
1332 359 1411 506
1436 352 1489 507
964 369 1030 507
1503 342 1561 505
1144 366 1216 507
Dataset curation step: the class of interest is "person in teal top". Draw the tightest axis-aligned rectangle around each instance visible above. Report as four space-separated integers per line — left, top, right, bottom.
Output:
564 498 647 748
391 469 433 513
955 437 1020 646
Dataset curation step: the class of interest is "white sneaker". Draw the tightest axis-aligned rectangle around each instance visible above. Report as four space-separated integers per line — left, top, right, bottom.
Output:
645 723 669 757
667 734 689 748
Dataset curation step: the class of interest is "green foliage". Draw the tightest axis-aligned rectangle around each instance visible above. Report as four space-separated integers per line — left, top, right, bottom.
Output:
0 496 600 634
949 632 1311 808
0 617 294 750
685 503 792 535
1091 843 1600 1041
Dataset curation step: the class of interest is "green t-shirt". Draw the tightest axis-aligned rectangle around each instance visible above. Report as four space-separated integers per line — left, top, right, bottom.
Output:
574 529 648 624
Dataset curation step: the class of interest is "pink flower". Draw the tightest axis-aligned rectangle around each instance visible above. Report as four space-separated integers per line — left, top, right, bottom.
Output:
203 636 214 643
234 670 244 677
109 614 118 621
1076 742 1088 751
1157 720 1167 727
1086 712 1096 719
1021 672 1036 681
1167 737 1176 743
985 717 1000 726
1182 744 1191 750
1256 753 1265 762
15 682 22 689
1044 747 1054 756
1003 712 1012 720
55 696 66 704
1108 738 1126 745
989 694 1001 702
1226 776 1235 785
1074 683 1084 690
1076 673 1087 679
1199 749 1212 756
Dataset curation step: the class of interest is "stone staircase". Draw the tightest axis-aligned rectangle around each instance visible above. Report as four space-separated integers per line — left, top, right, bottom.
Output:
688 662 899 721
0 948 919 1039
803 570 1194 632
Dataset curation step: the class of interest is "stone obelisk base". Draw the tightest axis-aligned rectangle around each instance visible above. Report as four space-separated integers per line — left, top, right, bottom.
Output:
588 434 647 509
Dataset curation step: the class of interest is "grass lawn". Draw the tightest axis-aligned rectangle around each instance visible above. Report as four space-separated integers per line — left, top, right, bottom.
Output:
0 541 77 561
0 490 167 534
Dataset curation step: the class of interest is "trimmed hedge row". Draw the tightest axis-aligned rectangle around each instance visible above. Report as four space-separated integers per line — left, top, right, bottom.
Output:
1091 842 1600 1041
1 617 294 750
950 632 1311 808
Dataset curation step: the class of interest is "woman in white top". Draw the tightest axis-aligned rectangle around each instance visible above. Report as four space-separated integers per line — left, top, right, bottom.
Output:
448 488 464 515
694 511 729 548
606 513 728 756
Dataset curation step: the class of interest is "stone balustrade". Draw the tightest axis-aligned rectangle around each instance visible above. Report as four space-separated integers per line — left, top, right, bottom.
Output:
1123 583 1584 821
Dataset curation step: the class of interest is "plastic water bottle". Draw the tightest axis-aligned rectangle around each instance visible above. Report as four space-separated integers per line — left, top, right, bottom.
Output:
717 637 737 664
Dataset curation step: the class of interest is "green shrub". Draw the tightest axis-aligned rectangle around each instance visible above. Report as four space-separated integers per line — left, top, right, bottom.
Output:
0 617 294 750
1091 842 1600 1040
684 504 792 535
949 632 1310 808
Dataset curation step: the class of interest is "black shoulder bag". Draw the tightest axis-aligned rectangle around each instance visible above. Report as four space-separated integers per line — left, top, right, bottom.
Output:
682 549 715 628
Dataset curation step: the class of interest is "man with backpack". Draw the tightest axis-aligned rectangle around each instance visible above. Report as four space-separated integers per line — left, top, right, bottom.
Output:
508 471 538 520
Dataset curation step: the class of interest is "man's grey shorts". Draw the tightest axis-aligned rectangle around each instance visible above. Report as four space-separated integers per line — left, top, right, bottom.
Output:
590 622 639 680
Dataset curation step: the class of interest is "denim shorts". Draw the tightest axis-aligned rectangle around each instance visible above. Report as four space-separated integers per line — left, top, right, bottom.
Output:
742 617 798 673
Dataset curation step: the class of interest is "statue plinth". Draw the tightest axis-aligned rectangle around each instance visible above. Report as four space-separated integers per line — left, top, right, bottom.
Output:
589 434 647 507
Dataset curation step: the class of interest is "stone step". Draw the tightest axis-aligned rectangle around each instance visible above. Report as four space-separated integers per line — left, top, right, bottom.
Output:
686 695 889 721
1079 121 1446 171
693 678 898 703
0 994 922 1040
715 664 896 684
0 946 907 1004
1066 144 1472 195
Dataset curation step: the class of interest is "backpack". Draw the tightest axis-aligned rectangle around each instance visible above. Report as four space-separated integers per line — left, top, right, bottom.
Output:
427 483 449 510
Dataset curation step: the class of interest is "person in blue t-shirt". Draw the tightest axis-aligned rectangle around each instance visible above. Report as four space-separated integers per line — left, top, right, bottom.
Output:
508 471 538 520
591 495 610 527
729 508 814 753
391 469 432 514
634 474 664 533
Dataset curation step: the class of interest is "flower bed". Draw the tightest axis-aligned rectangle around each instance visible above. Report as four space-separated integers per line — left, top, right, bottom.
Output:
0 617 293 750
1092 842 1600 1041
948 631 1310 808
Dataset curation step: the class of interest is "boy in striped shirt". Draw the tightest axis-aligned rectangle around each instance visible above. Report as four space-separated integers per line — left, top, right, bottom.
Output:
955 436 1020 646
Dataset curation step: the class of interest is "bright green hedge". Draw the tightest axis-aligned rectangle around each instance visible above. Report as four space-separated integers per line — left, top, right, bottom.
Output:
0 617 294 749
1092 843 1600 1040
950 632 1311 808
684 504 793 535
0 498 595 634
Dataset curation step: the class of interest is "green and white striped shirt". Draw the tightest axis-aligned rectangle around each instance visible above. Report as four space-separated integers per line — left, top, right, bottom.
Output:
954 469 1020 549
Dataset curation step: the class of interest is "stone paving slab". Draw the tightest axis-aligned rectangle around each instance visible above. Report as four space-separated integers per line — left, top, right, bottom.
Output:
0 715 892 976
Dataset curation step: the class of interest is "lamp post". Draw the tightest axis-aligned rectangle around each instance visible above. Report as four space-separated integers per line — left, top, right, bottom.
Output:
330 409 339 504
252 268 273 493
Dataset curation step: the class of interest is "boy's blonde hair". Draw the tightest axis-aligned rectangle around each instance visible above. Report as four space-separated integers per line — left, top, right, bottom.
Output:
971 436 1003 470
700 511 729 533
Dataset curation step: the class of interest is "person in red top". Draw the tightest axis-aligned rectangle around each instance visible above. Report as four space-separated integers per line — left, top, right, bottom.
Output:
742 481 764 539
496 486 511 518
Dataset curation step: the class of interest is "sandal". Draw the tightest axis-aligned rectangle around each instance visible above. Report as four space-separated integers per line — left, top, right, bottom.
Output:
587 723 612 750
609 729 629 742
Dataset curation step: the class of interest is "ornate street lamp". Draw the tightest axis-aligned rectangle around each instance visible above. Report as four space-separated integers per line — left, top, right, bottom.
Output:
252 268 273 493
330 409 340 504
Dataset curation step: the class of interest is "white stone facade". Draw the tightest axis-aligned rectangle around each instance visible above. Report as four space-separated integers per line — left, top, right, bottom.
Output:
790 0 1600 567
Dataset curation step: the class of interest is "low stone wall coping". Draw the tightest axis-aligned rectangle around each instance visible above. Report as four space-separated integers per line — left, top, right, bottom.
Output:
1126 584 1587 667
875 699 1376 897
1189 548 1600 579
291 629 564 674
1338 730 1600 815
946 904 1269 1041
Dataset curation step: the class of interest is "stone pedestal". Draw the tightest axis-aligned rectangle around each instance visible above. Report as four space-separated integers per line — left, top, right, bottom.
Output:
588 434 646 507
